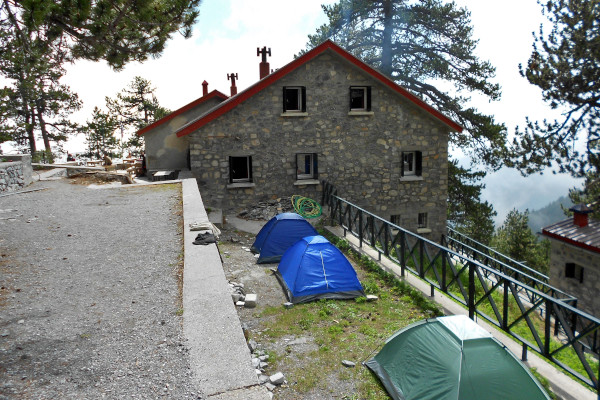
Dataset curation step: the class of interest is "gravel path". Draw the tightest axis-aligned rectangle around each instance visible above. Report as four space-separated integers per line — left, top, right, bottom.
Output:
0 178 197 399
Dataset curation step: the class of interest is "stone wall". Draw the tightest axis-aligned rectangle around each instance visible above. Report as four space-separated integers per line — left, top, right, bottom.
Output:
548 239 600 317
0 154 32 193
189 52 449 240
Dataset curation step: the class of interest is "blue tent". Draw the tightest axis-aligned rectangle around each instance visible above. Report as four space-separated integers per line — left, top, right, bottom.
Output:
275 235 365 303
251 212 318 264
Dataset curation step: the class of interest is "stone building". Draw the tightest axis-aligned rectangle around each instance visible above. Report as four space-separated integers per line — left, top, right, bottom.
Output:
542 204 600 317
139 40 462 241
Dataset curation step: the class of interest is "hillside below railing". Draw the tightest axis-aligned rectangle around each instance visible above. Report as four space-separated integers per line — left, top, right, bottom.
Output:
321 180 600 396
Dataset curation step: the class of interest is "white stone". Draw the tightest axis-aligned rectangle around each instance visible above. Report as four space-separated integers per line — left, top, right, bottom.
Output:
244 293 257 308
269 372 285 385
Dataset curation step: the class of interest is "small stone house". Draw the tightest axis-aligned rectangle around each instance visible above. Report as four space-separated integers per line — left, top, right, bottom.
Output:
542 204 600 317
139 40 462 240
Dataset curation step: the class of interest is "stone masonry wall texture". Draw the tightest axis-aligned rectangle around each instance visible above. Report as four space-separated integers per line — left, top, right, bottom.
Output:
0 162 26 193
549 240 600 317
189 52 450 240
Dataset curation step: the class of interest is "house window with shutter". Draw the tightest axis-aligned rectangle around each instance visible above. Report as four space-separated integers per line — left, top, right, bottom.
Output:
401 151 422 178
283 86 306 113
349 86 371 111
296 153 318 180
229 156 252 183
565 263 584 283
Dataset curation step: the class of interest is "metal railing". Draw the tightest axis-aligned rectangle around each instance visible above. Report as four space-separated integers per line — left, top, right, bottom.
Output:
445 228 578 306
321 180 600 395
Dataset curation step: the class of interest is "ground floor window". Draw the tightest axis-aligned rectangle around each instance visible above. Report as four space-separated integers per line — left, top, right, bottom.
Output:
296 153 318 180
565 262 584 283
418 212 428 229
390 214 401 226
229 156 252 183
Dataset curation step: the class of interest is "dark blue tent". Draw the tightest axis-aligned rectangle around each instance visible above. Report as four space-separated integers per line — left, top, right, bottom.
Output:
275 235 365 303
251 212 318 264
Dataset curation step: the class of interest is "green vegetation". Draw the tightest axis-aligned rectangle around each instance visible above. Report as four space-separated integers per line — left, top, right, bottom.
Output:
253 230 441 398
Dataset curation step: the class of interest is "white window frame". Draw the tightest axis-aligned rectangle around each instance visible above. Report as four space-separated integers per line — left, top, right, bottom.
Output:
403 152 416 176
283 86 304 112
350 86 368 111
296 153 315 180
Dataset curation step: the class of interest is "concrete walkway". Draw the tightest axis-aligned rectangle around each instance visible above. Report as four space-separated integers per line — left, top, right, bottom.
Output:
181 178 270 400
325 226 596 400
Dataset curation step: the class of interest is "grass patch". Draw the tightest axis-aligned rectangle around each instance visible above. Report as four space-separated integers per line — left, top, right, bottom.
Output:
252 230 443 399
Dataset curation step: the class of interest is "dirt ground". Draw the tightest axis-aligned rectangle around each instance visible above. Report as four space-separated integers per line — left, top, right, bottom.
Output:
217 222 365 400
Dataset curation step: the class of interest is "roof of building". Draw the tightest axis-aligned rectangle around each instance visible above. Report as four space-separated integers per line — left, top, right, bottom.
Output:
542 217 600 254
174 40 464 137
137 89 228 136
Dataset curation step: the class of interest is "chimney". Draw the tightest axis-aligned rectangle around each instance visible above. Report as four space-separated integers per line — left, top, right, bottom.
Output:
257 46 271 79
202 80 208 97
570 204 593 228
227 73 238 96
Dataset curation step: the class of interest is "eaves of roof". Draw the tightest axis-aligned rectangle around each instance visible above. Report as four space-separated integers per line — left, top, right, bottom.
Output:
175 40 464 138
542 218 600 254
136 90 229 136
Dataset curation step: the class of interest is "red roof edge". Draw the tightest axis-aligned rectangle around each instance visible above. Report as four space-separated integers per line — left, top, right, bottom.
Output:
137 90 229 136
542 228 600 254
176 40 463 138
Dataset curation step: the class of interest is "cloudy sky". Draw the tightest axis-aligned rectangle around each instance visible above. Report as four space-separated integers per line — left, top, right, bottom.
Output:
5 0 584 223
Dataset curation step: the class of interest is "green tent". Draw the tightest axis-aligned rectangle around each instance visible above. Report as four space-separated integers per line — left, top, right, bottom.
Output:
365 315 550 400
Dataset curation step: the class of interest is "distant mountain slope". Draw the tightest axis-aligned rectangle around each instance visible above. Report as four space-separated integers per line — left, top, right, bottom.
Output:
528 195 574 234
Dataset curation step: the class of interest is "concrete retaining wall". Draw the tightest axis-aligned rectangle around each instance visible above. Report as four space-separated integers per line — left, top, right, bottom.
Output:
0 154 32 193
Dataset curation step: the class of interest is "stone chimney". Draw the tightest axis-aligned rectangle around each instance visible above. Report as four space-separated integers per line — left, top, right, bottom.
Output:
202 80 208 97
227 73 238 96
257 46 271 79
570 204 593 228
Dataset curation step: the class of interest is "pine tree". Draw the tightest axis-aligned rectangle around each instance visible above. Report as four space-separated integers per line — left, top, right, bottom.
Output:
510 0 600 176
105 77 171 152
83 107 119 159
447 160 496 244
303 0 506 168
491 209 550 274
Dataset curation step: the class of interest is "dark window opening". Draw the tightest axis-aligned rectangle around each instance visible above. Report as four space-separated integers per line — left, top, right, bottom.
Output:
229 156 252 183
390 214 401 226
401 151 422 177
350 86 371 111
296 153 318 180
565 263 584 283
283 86 306 112
418 212 428 228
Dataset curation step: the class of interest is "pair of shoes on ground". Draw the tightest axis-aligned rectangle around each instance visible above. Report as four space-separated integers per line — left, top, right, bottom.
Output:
193 232 216 245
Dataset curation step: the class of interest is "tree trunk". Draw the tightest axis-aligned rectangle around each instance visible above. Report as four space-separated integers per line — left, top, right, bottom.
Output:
381 0 394 77
26 105 37 155
36 106 52 152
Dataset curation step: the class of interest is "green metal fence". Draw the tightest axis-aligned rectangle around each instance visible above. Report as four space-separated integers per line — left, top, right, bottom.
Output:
322 180 600 396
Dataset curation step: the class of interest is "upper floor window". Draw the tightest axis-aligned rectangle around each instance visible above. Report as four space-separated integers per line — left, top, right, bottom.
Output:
349 86 371 111
565 262 584 283
229 156 252 183
401 151 422 177
283 86 306 113
296 153 318 180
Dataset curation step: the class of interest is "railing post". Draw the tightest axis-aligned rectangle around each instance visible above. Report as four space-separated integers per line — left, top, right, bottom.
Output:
544 298 552 356
358 210 363 248
503 279 509 331
400 230 406 277
522 343 528 362
441 252 447 291
419 239 425 279
370 216 375 249
468 262 475 320
384 223 390 257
